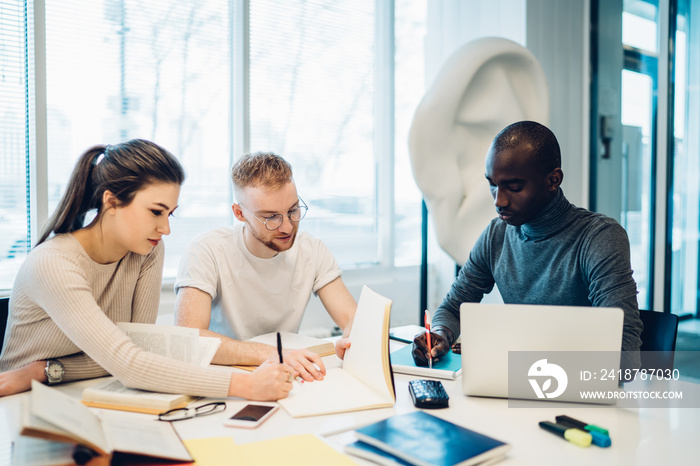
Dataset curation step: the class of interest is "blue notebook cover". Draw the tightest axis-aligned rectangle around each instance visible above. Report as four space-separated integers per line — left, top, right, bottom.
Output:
354 411 510 466
390 344 462 380
345 440 413 466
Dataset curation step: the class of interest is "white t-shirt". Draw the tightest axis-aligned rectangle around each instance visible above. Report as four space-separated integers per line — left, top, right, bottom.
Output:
175 224 341 340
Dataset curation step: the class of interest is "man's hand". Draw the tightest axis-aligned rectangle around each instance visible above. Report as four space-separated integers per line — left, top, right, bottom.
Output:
411 331 449 367
0 361 47 397
232 359 295 400
282 348 326 382
334 338 351 360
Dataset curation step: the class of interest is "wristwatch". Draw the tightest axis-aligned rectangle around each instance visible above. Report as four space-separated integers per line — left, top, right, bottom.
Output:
44 359 65 385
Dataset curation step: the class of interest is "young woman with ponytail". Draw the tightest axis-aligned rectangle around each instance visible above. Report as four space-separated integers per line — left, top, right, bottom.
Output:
0 140 294 399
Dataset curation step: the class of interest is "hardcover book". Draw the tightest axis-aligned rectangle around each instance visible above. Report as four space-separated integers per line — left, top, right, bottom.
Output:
353 411 510 466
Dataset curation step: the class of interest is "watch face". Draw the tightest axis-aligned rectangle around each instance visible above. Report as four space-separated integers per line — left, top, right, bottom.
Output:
46 361 64 383
47 364 63 378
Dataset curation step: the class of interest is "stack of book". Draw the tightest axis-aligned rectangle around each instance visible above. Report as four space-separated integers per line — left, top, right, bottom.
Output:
345 411 511 466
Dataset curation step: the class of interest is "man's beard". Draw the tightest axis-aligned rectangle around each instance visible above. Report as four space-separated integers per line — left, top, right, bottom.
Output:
252 227 297 252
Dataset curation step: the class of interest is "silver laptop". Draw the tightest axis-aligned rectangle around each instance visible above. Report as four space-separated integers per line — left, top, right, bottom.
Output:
460 303 624 404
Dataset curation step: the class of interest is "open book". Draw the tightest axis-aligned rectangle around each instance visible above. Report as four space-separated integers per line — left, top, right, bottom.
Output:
116 322 221 367
82 378 194 415
277 286 395 417
22 381 192 463
77 322 220 414
232 331 336 372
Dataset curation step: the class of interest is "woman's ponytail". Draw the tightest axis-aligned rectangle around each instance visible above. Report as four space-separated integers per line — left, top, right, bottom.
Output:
37 145 105 245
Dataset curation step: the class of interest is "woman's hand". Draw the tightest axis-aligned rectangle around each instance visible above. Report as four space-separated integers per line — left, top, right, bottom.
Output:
0 361 47 397
230 359 295 401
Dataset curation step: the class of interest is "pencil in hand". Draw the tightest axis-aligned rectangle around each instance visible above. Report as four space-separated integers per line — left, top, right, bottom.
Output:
424 310 433 370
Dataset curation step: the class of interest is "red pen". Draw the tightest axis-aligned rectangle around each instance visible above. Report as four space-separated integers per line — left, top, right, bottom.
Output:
424 310 433 369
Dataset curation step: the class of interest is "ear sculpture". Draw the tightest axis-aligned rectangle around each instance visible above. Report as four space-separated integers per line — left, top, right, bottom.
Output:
409 37 550 265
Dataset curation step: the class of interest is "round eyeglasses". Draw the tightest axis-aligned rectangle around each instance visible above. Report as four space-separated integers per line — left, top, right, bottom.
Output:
157 402 226 422
238 198 308 231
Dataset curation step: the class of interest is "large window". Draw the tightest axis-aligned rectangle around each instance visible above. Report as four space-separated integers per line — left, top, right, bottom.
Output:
249 1 379 266
44 1 233 278
595 0 700 316
0 0 425 290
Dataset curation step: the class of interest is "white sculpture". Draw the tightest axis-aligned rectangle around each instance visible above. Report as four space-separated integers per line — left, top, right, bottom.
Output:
409 37 549 265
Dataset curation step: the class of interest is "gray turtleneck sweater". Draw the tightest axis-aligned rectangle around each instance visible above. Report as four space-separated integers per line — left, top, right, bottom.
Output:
433 188 643 368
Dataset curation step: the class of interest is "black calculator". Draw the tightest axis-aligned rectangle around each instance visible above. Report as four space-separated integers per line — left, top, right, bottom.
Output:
408 379 449 409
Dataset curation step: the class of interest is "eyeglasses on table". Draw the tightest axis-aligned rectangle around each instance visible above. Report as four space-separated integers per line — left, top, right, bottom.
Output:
157 402 226 422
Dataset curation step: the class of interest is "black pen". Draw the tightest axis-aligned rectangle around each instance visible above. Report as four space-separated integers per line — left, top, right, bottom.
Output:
276 331 283 363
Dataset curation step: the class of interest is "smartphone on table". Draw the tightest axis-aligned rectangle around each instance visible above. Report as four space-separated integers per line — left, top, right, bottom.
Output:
223 403 279 428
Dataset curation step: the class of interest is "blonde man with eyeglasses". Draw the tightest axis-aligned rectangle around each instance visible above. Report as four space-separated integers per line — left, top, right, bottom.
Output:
175 152 356 383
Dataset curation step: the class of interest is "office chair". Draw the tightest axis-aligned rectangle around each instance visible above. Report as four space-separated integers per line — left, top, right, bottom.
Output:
0 297 8 351
638 309 679 372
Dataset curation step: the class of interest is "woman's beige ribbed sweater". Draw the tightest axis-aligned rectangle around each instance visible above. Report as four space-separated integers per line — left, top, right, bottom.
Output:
0 234 229 397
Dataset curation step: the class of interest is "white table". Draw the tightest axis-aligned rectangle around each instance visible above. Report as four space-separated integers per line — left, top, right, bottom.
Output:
2 357 699 465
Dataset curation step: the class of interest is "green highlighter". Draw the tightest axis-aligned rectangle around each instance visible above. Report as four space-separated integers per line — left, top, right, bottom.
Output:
555 415 609 436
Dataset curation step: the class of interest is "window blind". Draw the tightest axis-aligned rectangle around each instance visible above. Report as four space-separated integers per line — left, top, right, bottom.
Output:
0 0 30 289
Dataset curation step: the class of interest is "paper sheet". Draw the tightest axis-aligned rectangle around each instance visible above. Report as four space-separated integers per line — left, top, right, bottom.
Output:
183 437 238 466
234 434 356 466
176 435 356 466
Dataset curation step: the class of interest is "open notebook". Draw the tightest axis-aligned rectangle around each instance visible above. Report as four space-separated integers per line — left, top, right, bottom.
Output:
277 286 395 417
